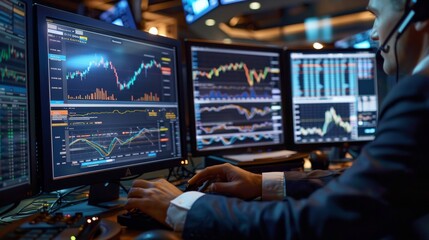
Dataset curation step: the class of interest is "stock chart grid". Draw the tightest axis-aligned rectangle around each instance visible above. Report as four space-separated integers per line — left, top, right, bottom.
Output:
290 51 378 144
0 0 30 190
45 19 182 178
190 46 284 151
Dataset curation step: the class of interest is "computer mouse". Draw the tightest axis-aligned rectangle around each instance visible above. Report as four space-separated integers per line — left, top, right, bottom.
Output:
135 229 182 240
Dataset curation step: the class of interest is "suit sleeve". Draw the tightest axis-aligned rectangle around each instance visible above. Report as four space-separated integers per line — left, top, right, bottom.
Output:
182 75 429 240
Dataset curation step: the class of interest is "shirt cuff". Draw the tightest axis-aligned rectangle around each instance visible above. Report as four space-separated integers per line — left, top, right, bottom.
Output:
165 191 205 232
261 172 286 200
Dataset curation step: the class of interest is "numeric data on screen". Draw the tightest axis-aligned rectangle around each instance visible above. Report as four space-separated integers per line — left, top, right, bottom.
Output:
290 52 378 144
0 0 30 190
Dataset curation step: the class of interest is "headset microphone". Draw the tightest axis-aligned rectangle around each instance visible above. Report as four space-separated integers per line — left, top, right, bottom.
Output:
377 0 429 55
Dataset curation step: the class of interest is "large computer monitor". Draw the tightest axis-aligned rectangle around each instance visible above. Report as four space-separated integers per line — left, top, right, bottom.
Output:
36 5 186 203
285 49 379 151
0 0 37 207
186 40 286 156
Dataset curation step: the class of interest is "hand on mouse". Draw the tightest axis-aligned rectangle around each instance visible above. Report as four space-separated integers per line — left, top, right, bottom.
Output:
125 178 183 225
188 163 262 200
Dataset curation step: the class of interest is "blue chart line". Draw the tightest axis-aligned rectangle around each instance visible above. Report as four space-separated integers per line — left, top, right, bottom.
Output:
199 134 274 146
200 89 270 99
68 127 160 157
199 104 272 120
64 55 167 101
199 122 273 134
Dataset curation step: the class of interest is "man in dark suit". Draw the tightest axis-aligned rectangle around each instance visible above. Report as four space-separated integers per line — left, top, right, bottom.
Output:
126 0 429 238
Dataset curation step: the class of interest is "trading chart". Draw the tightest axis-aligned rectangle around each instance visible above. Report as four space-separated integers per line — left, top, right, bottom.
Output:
190 45 283 151
45 19 182 177
290 51 378 144
0 0 30 188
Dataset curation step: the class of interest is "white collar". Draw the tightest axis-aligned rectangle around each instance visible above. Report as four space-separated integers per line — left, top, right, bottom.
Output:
412 55 429 75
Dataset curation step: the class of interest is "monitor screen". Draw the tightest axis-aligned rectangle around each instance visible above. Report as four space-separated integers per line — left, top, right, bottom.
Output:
286 49 378 147
99 0 137 29
186 40 285 155
36 5 186 193
0 0 36 207
182 0 219 24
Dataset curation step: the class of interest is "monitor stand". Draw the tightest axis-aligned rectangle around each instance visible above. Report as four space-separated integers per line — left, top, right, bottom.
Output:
88 181 121 207
58 181 126 217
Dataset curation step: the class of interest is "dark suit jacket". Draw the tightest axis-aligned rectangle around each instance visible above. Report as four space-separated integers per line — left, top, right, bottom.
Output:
182 74 429 240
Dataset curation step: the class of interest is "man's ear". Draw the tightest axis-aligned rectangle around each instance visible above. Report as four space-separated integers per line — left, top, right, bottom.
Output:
415 20 429 31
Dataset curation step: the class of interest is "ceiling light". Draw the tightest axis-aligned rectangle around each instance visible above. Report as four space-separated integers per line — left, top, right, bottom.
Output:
249 2 261 10
205 19 216 26
223 38 232 43
148 27 159 35
313 42 324 50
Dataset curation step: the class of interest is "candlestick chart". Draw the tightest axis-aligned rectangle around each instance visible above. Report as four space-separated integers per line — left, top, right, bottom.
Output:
190 46 284 151
64 54 170 102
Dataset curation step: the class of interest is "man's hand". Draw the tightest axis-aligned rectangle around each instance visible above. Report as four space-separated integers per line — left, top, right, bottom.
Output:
125 178 183 224
188 163 262 200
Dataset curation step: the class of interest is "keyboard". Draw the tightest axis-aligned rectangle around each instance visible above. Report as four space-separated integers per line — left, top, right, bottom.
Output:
117 208 171 231
1 212 121 240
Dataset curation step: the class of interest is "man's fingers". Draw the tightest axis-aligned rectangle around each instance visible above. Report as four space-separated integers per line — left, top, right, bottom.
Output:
131 179 154 188
128 187 146 198
188 163 231 184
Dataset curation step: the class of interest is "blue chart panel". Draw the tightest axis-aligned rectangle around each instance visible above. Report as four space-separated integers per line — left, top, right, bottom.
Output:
0 42 26 87
295 102 352 143
192 49 281 100
291 57 375 97
51 107 179 177
47 21 177 104
195 102 282 150
64 53 167 102
190 46 284 151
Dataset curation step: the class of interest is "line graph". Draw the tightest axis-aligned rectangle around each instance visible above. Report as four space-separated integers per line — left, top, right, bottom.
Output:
191 48 281 101
66 56 163 91
0 44 25 64
0 67 26 83
198 104 272 120
193 62 277 87
199 122 273 134
299 107 352 136
294 103 353 142
68 127 161 158
198 134 275 147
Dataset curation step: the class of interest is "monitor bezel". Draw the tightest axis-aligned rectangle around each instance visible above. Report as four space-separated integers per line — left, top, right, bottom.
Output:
185 39 288 156
284 48 379 152
0 0 38 207
35 4 187 192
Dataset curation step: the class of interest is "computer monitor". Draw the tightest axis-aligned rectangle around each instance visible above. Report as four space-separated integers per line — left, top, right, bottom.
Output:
0 0 37 207
35 5 186 204
285 49 379 151
99 0 137 29
182 0 219 24
186 40 285 156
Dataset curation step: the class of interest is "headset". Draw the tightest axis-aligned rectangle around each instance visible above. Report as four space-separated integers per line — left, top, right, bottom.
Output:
378 0 429 54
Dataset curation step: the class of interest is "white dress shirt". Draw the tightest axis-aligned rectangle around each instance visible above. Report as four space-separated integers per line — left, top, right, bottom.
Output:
165 172 285 232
